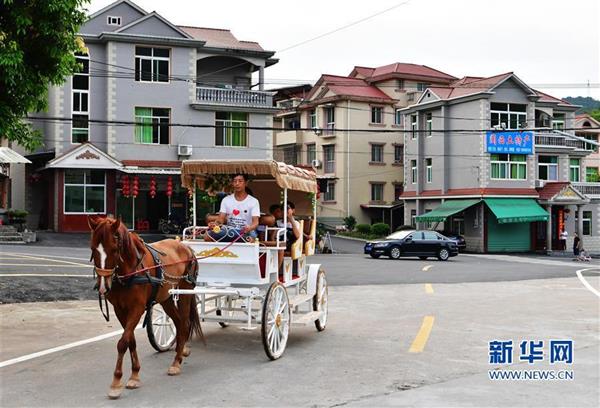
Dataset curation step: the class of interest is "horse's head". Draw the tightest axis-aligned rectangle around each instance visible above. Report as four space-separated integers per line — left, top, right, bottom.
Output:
88 216 128 295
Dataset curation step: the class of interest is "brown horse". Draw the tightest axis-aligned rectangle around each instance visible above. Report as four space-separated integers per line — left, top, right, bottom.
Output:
88 216 202 399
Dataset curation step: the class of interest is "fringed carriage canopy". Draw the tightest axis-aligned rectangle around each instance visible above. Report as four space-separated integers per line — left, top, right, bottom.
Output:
180 160 318 193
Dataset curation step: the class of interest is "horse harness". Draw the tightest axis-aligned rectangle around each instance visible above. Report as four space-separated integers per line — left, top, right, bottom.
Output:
93 239 197 323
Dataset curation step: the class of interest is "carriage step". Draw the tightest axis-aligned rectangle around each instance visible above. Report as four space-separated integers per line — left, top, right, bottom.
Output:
288 294 313 307
292 311 322 326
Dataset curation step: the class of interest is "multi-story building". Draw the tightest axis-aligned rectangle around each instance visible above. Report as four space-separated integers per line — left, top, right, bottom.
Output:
575 113 600 182
401 72 600 253
273 63 457 229
26 0 277 232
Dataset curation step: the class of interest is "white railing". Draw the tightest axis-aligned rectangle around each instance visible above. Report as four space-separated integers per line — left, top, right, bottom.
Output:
534 131 588 150
572 182 600 198
195 86 273 108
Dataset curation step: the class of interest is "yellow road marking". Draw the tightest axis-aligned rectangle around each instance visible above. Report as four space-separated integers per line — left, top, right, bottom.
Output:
422 265 433 272
0 264 90 268
3 252 89 261
425 283 434 294
3 253 90 267
409 316 435 353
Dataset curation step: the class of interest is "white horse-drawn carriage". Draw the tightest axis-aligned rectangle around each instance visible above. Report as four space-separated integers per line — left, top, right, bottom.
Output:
147 160 328 360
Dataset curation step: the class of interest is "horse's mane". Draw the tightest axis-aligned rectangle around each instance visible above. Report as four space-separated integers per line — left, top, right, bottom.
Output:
95 218 142 263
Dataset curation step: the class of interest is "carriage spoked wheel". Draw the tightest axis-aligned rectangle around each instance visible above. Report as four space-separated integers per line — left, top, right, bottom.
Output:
146 303 177 352
261 282 290 360
313 269 328 332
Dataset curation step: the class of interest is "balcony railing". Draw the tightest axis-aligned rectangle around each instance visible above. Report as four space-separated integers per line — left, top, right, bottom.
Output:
572 182 600 198
195 86 273 108
534 131 589 150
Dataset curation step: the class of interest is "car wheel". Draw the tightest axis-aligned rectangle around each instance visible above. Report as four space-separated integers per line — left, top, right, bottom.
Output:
370 253 381 259
389 246 401 260
419 256 428 260
437 248 450 261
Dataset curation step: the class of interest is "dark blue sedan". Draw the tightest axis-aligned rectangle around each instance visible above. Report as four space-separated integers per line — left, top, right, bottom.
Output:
364 230 459 261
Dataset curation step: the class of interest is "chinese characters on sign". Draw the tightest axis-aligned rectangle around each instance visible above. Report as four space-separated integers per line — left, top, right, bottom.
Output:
489 340 573 364
486 131 534 154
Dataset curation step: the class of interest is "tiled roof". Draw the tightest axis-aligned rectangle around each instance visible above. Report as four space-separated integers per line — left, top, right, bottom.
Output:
178 26 264 51
537 182 570 200
368 62 457 81
319 74 393 101
534 89 574 105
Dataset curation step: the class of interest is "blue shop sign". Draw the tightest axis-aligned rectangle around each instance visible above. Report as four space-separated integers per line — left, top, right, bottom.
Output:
486 131 534 154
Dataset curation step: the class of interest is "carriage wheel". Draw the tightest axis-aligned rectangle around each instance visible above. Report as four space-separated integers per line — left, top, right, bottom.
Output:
146 303 177 352
261 282 290 360
313 269 328 331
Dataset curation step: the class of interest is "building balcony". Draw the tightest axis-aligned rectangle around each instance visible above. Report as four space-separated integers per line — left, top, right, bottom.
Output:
194 86 273 109
275 129 301 146
572 182 600 199
534 131 590 151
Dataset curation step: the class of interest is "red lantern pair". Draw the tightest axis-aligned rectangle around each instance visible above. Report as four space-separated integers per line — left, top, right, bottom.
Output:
132 176 139 198
166 176 173 197
121 175 130 197
149 176 157 199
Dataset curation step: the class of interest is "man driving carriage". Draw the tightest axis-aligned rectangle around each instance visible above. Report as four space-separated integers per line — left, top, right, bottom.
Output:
205 173 260 242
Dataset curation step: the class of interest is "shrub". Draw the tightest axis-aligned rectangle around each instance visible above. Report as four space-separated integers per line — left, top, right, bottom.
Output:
356 224 371 234
396 224 415 231
343 215 357 231
371 223 390 236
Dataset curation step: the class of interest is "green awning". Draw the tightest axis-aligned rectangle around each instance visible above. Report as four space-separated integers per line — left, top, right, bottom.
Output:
415 199 480 222
484 198 549 224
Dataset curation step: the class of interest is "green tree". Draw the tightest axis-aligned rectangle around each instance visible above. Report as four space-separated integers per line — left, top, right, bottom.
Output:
0 0 88 151
589 109 600 122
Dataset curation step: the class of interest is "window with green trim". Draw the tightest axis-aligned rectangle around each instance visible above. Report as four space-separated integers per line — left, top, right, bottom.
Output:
215 112 248 147
586 167 599 182
491 154 527 180
569 158 580 182
134 107 170 144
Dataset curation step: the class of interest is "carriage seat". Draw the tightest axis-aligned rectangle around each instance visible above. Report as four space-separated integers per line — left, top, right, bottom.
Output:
303 219 316 256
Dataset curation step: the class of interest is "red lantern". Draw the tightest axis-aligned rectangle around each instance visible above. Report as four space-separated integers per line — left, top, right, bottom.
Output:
149 176 157 199
132 176 139 198
166 176 173 197
121 175 130 197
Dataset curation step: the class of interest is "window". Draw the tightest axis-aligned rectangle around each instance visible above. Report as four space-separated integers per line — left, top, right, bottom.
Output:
584 135 599 152
135 107 170 145
309 109 317 129
135 47 169 82
324 106 335 135
72 53 89 143
569 158 580 182
371 107 383 124
394 109 403 126
306 144 316 165
411 160 417 183
371 183 384 201
107 16 121 26
576 211 593 236
426 158 432 183
410 209 417 226
394 145 403 164
64 170 105 214
490 103 527 130
538 156 558 180
397 79 405 90
552 113 565 130
416 83 429 91
423 231 440 240
215 112 248 147
426 113 432 136
490 154 527 180
394 184 403 201
324 180 335 201
411 115 417 139
371 144 384 163
323 145 335 173
586 167 599 182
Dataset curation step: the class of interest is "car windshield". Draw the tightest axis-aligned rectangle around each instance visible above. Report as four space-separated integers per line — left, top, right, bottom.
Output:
386 230 414 240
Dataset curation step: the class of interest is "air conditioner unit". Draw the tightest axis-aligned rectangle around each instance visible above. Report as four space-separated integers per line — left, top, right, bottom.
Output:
313 128 322 135
535 179 545 188
178 144 192 156
311 159 322 168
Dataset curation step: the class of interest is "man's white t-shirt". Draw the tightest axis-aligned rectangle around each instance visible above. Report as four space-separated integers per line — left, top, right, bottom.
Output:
219 194 260 230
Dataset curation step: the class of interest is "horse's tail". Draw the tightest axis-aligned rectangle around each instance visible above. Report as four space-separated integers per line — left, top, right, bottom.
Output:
184 245 205 345
188 295 205 345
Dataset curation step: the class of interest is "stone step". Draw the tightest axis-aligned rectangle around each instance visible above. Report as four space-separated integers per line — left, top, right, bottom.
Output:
0 240 26 245
0 226 18 232
0 235 25 241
